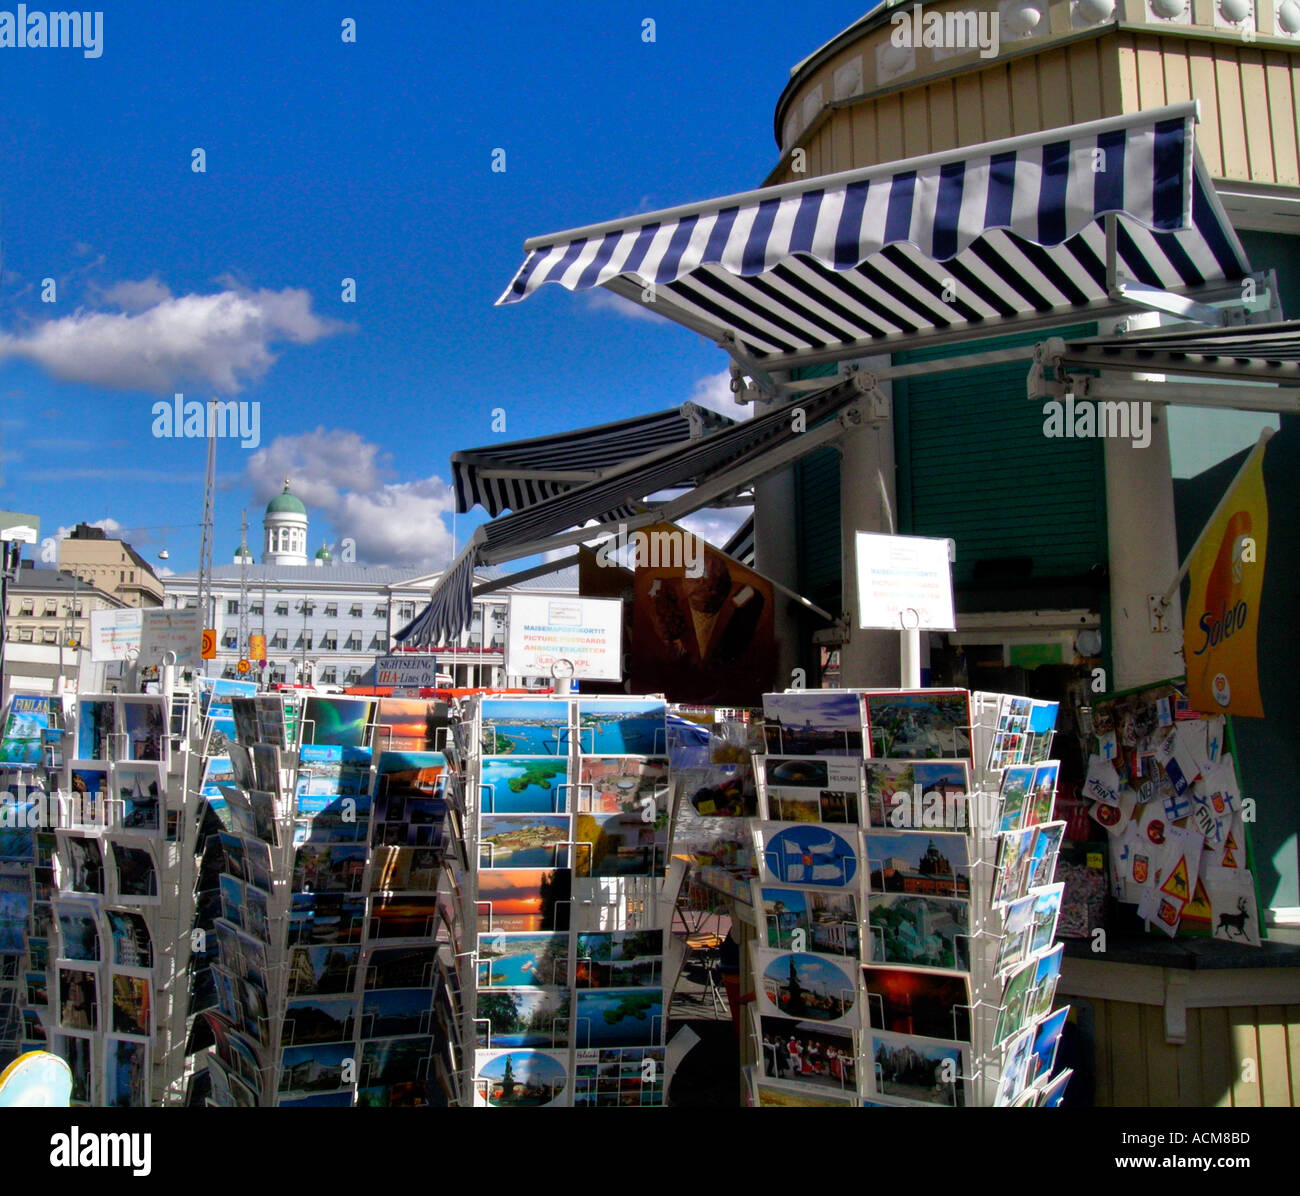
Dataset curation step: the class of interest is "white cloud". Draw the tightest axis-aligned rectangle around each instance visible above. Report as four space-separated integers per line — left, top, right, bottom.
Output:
100 276 173 313
156 565 175 577
333 479 457 568
583 289 664 324
0 283 346 394
244 429 456 569
246 428 389 512
687 369 752 420
55 517 126 539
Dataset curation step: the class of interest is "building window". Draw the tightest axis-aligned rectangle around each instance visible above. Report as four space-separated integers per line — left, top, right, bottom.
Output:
19 599 33 615
349 604 363 618
322 634 338 650
399 603 415 620
324 603 338 617
223 632 238 648
275 602 289 616
295 633 313 650
271 632 288 650
374 605 388 618
73 603 83 617
44 599 58 615
185 599 198 609
42 628 58 644
345 667 362 683
319 666 337 683
345 633 362 650
18 628 33 642
368 633 386 650
250 603 263 616
226 600 239 614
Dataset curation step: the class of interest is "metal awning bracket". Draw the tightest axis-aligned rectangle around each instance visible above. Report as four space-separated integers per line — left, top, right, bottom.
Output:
1112 279 1226 327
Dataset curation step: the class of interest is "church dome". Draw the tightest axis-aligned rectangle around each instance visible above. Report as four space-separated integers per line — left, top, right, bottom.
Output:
267 482 306 517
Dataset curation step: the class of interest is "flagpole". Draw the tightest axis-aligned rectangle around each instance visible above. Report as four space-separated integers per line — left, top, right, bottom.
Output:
1155 426 1275 613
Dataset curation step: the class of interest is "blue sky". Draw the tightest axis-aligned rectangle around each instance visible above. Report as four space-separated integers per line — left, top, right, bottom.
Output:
0 1 879 576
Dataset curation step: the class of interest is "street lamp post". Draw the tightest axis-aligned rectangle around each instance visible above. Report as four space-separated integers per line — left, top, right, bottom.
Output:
295 599 315 687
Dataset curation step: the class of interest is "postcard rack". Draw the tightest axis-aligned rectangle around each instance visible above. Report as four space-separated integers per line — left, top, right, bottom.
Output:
459 692 674 1108
741 687 1072 1108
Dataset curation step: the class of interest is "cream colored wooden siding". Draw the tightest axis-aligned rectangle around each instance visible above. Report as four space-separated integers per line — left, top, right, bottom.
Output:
1088 998 1299 1107
771 39 1126 182
773 31 1300 188
1117 33 1300 186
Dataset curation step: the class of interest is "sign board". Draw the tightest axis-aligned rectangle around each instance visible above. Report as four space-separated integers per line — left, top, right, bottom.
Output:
505 595 623 681
249 634 267 662
855 532 956 632
374 654 443 688
0 510 40 545
88 608 143 662
200 629 217 660
139 608 202 665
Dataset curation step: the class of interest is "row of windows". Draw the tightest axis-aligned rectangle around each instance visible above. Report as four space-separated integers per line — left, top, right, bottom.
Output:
6 626 80 645
223 600 402 619
221 632 387 650
219 665 365 683
10 601 84 617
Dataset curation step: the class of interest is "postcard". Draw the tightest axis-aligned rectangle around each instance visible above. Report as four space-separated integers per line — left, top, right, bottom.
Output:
757 1013 857 1091
473 1049 567 1107
59 834 105 895
760 755 862 823
362 988 434 1039
757 822 858 888
1026 822 1066 891
573 987 664 1050
59 966 98 1031
755 948 856 1025
293 843 367 893
477 932 569 988
479 815 571 869
369 894 442 941
58 1033 95 1104
359 1034 434 1088
480 757 569 815
577 757 669 814
861 965 971 1042
287 945 360 995
480 698 571 756
991 826 1037 907
364 944 438 990
282 994 358 1045
25 972 48 1005
1204 864 1261 946
0 692 53 767
995 893 1036 975
476 988 571 1049
577 700 667 756
574 811 665 878
863 690 971 760
289 892 366 946
994 959 1036 1046
55 901 101 962
111 843 158 901
110 763 163 834
1028 883 1065 956
864 759 971 830
864 830 971 898
761 692 864 757
1025 762 1060 827
376 697 446 753
867 893 971 971
278 1041 354 1094
1040 1067 1072 1106
1027 1005 1069 1088
302 696 375 748
574 931 663 989
104 1036 149 1108
996 765 1035 834
77 698 118 761
475 868 571 934
111 972 151 1037
868 1032 968 1108
994 1026 1035 1107
231 696 260 747
756 886 859 957
755 1081 855 1107
1025 944 1065 1024
121 696 168 763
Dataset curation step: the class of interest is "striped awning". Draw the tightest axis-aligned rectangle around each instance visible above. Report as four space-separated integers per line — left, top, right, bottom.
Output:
451 402 733 517
722 514 756 567
1047 319 1300 384
395 376 864 645
393 543 477 649
499 103 1249 369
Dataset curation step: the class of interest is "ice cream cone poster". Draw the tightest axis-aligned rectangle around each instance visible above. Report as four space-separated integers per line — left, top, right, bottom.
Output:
630 521 774 704
1183 434 1269 718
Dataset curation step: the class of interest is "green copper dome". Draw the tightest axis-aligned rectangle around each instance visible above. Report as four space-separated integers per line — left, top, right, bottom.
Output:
315 544 332 561
266 479 306 517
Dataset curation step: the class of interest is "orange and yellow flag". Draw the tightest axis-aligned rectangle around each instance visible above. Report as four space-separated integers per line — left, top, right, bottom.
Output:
1184 433 1269 717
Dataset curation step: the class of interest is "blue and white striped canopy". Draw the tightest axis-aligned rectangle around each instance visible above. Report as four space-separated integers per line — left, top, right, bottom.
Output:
499 103 1248 367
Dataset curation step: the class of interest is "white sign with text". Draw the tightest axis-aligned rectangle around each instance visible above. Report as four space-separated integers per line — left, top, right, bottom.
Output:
855 532 956 631
505 595 623 681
